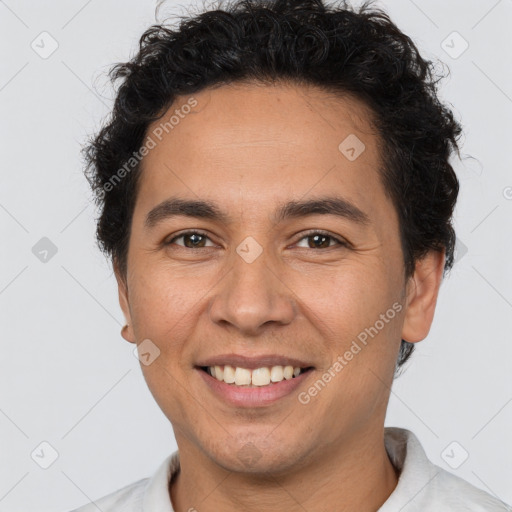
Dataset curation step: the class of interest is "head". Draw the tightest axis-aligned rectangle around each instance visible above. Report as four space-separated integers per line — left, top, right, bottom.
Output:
84 0 461 474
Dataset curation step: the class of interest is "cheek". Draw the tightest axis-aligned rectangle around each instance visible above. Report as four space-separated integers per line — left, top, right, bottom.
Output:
296 263 397 337
303 270 403 391
128 270 199 346
130 273 199 417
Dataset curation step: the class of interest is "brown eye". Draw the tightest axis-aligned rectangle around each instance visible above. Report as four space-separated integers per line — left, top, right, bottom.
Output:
295 231 347 250
166 231 213 248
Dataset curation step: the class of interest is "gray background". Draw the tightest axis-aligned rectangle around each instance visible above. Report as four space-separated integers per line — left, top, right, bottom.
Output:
0 0 511 510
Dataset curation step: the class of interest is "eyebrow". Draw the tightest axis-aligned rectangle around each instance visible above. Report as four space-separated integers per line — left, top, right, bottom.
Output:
144 196 371 229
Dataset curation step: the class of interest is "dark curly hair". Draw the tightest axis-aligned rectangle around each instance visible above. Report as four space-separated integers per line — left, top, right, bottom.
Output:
83 0 462 372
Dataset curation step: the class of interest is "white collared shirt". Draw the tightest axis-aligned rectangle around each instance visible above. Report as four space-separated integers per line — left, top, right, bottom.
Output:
69 427 511 511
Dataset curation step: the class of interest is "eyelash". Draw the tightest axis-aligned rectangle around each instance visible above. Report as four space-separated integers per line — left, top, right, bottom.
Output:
165 230 348 250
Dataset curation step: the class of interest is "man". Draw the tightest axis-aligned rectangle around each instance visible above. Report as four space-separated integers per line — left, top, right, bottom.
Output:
72 0 511 510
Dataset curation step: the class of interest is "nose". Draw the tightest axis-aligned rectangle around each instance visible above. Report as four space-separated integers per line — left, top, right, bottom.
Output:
208 246 296 335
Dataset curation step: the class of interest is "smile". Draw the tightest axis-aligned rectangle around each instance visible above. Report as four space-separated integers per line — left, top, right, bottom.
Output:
200 364 312 387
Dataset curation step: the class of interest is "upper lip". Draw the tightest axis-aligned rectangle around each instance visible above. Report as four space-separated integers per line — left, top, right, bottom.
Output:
195 354 314 370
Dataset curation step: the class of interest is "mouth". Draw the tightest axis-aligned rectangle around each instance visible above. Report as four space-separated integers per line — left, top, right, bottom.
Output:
196 364 315 388
193 354 315 406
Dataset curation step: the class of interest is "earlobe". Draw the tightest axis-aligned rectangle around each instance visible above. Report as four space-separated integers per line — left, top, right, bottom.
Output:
401 249 446 343
114 260 136 344
121 323 135 343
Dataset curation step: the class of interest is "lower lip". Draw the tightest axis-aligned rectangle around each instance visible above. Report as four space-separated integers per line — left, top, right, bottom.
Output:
196 367 314 407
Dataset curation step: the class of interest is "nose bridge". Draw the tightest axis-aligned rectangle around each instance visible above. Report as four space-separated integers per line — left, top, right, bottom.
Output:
208 239 296 333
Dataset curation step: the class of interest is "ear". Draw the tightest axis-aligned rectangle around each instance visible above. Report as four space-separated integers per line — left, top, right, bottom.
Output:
114 259 136 344
401 249 446 343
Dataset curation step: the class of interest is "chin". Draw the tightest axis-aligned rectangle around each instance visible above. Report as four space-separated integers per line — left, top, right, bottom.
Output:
205 437 306 476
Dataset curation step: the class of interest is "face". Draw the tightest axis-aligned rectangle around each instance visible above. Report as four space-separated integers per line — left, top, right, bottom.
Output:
116 81 443 475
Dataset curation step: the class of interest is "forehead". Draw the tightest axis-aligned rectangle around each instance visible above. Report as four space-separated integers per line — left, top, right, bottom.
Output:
137 81 388 221
151 81 377 153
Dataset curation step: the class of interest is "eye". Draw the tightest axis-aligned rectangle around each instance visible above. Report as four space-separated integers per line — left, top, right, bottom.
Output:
165 230 348 250
165 231 215 249
294 230 348 250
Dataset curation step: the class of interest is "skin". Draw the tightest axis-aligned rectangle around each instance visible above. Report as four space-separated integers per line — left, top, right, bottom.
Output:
115 81 445 512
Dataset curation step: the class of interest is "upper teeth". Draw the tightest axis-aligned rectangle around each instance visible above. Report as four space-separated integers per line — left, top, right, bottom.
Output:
206 365 305 386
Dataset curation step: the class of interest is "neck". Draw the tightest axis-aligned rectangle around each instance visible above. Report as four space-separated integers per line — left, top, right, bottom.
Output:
169 426 399 512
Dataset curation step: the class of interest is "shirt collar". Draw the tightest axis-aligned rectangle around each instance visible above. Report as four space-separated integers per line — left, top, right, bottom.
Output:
378 427 441 511
143 449 180 512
